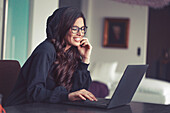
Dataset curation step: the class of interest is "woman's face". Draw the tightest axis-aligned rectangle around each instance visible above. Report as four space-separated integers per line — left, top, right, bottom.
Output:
65 17 86 50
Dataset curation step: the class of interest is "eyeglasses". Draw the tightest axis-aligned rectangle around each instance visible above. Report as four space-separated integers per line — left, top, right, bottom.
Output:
71 26 88 34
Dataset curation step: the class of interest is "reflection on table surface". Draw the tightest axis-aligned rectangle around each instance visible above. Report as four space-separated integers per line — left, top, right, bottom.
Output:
4 102 170 113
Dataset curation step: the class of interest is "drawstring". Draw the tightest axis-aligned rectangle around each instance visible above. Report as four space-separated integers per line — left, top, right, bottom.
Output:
0 104 6 113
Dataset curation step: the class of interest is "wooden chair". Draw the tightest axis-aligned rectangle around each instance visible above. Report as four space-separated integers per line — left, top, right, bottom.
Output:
0 60 21 105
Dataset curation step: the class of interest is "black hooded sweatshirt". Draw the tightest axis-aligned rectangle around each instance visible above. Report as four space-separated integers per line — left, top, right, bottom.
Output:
4 7 91 106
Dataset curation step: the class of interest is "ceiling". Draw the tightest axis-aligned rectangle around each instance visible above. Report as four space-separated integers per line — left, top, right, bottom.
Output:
112 0 170 9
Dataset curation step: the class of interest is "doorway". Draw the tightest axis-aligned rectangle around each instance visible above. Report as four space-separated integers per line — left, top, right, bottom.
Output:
146 5 170 82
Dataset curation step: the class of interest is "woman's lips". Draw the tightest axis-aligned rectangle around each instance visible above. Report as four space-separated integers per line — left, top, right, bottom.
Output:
73 37 81 42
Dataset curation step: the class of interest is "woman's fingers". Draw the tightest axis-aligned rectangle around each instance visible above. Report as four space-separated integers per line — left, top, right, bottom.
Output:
78 94 87 100
80 40 92 50
80 38 89 46
68 89 97 101
79 89 97 101
88 92 97 101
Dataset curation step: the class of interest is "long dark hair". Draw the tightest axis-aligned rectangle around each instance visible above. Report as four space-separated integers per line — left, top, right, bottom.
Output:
46 7 86 91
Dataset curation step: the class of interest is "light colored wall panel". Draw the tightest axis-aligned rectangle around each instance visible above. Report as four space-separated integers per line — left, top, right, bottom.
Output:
0 0 4 58
82 0 148 73
28 0 59 56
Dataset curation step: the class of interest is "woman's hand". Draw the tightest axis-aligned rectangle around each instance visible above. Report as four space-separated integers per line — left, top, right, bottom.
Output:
68 89 97 101
77 37 92 64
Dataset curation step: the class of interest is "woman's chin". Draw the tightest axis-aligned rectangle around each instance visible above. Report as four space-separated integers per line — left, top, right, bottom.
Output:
72 42 80 47
75 44 80 47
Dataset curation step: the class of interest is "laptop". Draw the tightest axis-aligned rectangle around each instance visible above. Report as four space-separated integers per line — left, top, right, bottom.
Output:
62 65 148 109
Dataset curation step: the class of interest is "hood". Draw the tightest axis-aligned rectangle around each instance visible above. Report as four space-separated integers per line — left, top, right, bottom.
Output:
46 7 68 40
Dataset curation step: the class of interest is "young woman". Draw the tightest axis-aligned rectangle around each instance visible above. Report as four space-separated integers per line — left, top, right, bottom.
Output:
5 7 97 106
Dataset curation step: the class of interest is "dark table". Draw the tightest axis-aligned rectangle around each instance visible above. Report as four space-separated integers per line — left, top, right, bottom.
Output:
4 102 170 113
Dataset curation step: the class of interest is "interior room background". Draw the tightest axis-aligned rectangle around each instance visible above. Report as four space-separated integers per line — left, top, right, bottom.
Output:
0 0 170 82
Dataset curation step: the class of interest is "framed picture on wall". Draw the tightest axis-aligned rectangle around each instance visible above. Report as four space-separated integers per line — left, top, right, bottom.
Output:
103 18 130 48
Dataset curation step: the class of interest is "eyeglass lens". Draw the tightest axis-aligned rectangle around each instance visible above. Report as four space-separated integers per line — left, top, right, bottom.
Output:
71 26 87 34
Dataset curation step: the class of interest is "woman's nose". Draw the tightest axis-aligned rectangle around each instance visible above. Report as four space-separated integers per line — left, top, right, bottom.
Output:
77 30 83 36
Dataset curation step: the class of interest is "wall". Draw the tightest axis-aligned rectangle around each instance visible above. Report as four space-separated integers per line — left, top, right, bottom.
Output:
27 0 148 73
82 0 148 73
28 0 59 56
0 0 3 58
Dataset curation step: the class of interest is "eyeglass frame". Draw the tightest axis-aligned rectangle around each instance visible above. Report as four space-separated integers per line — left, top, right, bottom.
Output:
71 26 88 34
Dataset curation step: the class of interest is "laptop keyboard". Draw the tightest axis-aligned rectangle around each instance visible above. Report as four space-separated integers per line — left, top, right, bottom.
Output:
62 98 110 107
83 98 110 105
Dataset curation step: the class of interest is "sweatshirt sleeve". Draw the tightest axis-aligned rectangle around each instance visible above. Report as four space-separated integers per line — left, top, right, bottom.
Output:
25 50 69 103
71 62 92 92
